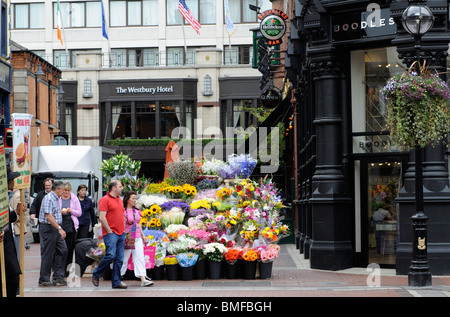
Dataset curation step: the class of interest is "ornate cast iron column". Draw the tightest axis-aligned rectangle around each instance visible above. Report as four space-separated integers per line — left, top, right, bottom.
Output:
391 0 450 276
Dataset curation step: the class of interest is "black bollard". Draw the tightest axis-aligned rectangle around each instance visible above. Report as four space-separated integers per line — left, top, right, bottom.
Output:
408 211 432 287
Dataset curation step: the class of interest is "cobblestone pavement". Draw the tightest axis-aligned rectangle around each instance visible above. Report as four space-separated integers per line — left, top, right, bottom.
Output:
19 233 450 299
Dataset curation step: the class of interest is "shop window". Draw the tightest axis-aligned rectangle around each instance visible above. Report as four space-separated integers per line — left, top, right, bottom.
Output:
367 161 401 266
351 47 406 153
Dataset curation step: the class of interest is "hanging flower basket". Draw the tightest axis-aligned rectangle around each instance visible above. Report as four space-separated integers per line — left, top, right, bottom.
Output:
381 62 450 150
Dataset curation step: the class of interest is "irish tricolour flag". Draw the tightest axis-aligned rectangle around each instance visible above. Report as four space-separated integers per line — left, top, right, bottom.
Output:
56 0 63 45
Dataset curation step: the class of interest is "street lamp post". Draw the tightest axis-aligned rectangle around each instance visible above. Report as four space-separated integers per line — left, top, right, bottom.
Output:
401 1 434 287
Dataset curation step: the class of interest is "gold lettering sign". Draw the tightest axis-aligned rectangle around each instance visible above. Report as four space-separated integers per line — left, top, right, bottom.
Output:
418 237 426 250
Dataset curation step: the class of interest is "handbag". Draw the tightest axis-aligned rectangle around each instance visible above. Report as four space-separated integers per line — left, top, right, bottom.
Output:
124 209 137 249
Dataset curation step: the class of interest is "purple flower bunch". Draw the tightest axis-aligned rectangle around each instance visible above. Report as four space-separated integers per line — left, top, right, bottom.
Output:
160 201 191 213
382 71 450 102
217 154 257 179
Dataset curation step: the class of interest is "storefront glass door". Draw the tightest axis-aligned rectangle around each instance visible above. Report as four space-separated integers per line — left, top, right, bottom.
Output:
366 161 402 266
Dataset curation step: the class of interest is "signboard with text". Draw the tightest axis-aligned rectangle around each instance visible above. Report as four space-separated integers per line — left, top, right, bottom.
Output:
11 113 33 189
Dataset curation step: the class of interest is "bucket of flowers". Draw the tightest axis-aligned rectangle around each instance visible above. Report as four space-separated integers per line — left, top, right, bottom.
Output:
224 247 242 279
259 244 280 279
203 242 228 279
242 248 259 279
176 252 199 281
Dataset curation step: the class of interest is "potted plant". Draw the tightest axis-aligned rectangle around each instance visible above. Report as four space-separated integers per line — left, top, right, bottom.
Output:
382 62 450 150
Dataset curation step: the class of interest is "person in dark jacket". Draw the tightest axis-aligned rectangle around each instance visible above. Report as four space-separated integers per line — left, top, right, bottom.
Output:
76 184 97 239
30 178 54 223
0 170 25 297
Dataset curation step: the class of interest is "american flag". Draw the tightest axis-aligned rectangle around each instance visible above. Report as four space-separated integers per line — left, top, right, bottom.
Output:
178 0 201 34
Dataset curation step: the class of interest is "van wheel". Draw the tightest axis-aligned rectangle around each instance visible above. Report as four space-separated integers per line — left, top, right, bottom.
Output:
32 233 40 243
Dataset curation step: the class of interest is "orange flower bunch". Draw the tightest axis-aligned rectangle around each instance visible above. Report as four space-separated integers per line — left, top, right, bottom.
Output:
243 249 259 262
224 248 241 263
167 232 178 240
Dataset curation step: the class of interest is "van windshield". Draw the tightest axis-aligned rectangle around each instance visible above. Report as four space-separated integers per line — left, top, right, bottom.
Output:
30 177 90 198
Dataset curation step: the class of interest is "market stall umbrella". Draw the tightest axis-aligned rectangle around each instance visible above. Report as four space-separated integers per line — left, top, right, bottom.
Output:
164 140 179 179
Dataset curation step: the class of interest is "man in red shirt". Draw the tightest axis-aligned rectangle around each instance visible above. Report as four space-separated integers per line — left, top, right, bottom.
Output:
92 180 127 289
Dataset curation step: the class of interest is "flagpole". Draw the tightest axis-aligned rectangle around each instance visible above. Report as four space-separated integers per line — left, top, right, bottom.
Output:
101 0 112 67
182 22 187 66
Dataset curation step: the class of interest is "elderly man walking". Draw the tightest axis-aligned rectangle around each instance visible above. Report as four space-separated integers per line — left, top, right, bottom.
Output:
92 180 127 289
38 180 67 286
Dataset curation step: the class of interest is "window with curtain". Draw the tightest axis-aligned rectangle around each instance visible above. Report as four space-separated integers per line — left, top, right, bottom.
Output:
110 1 126 26
53 2 87 28
13 3 45 29
112 102 132 139
110 0 158 26
86 2 101 27
136 102 156 139
167 47 196 66
185 101 194 136
224 45 252 65
128 1 141 26
228 0 271 23
143 0 158 25
110 48 159 67
167 0 214 25
160 101 181 138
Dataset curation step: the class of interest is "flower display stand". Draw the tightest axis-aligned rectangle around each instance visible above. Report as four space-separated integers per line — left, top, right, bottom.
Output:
259 261 273 279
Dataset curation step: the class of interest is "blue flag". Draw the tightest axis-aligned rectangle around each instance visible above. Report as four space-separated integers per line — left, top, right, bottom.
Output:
101 0 108 40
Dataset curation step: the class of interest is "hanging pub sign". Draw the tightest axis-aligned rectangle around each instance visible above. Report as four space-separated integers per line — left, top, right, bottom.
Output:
260 87 281 109
259 9 288 45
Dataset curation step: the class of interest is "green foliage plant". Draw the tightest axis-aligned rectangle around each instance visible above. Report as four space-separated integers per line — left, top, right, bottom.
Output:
382 62 450 150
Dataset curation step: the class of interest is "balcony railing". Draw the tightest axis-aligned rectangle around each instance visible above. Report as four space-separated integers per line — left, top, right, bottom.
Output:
38 47 250 70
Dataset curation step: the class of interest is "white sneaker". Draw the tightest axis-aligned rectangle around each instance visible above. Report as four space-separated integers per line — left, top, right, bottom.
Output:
141 280 154 287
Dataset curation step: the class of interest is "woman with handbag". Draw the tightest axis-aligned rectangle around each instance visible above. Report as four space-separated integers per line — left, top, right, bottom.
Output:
120 191 154 287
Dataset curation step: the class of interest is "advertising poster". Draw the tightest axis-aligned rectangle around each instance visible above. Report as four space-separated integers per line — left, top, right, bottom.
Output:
11 113 33 189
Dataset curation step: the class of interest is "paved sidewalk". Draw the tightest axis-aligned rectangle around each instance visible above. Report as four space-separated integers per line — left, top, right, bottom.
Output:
20 234 450 298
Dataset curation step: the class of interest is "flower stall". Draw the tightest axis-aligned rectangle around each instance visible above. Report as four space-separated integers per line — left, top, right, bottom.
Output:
132 154 290 280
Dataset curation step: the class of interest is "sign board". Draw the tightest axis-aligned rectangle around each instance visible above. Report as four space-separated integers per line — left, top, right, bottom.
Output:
260 87 281 109
259 9 288 46
332 5 396 42
0 138 9 229
11 113 33 189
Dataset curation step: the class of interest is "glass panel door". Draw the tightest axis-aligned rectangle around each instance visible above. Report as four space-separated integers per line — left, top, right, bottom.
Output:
367 161 401 266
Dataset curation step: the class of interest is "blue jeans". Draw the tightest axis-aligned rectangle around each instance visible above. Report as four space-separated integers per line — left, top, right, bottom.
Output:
93 232 125 288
